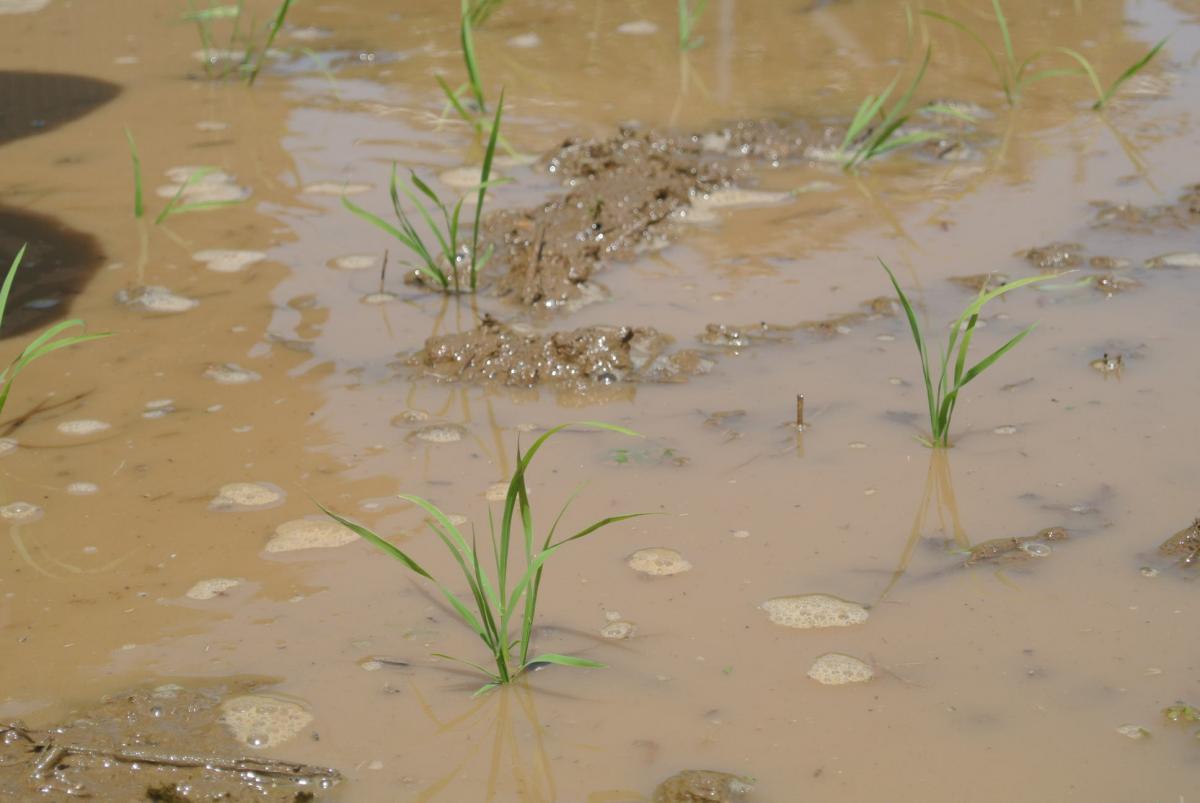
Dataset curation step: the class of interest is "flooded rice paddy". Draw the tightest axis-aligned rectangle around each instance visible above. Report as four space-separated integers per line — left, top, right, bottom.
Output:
1 0 1199 799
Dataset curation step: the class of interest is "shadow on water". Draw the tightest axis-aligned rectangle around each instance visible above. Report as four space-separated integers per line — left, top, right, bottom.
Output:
0 205 105 338
0 71 120 147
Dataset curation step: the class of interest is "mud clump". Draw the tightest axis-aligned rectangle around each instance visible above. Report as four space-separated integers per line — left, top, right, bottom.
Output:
0 681 338 801
962 526 1069 566
482 126 729 307
653 769 754 802
1090 182 1200 232
1159 518 1200 567
410 316 709 388
1019 241 1085 271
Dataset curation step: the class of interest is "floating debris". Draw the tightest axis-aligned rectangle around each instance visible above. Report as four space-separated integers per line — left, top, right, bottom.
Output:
193 249 267 273
653 770 753 803
185 578 241 600
1090 353 1124 375
265 518 358 553
600 621 637 639
807 652 875 685
66 481 99 495
57 419 112 436
410 423 466 444
204 362 262 384
1115 724 1150 740
0 501 43 523
328 253 378 271
210 482 285 511
617 20 658 35
627 547 692 576
761 594 869 629
117 285 199 313
219 694 313 749
1145 251 1200 269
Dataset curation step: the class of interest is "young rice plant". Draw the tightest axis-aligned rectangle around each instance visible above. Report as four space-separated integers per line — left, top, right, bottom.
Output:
1056 37 1169 110
342 93 505 293
840 46 938 171
881 260 1052 448
124 128 246 223
184 0 294 85
0 246 112 417
320 422 648 695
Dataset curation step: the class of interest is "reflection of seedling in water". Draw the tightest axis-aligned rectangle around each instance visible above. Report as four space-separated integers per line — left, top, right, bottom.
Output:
841 47 939 171
0 246 112 418
881 260 1053 447
342 94 505 293
320 422 649 695
1056 38 1169 110
124 128 246 224
678 0 708 51
184 0 294 85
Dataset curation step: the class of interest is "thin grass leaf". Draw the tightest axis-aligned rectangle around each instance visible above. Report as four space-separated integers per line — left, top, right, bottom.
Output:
991 0 1015 71
431 652 501 681
0 245 27 332
155 167 214 224
472 91 504 291
124 128 144 219
526 653 604 669
921 10 1010 103
247 0 292 86
459 0 486 112
181 4 241 21
1097 37 1168 108
923 103 978 124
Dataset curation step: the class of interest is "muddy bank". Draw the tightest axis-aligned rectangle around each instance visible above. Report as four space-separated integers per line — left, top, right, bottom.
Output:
0 681 339 801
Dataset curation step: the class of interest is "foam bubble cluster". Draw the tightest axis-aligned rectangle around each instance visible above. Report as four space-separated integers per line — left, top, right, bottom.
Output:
627 547 692 576
210 482 284 511
219 694 313 749
807 652 874 685
193 249 266 273
266 519 358 552
761 594 869 629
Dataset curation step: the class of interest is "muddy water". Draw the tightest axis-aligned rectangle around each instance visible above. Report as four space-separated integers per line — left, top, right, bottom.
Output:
2 0 1199 799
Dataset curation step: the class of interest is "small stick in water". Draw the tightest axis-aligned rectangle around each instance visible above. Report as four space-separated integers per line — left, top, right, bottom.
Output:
795 394 805 430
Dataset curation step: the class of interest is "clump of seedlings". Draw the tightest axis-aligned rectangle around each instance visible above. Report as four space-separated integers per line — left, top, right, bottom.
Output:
840 47 938 170
1056 37 1170 110
882 260 1052 447
678 0 708 51
184 0 294 85
321 422 648 694
342 94 504 293
0 246 111 417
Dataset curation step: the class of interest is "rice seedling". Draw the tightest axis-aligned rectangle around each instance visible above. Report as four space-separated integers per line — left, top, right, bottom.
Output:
921 0 1076 106
841 46 939 171
0 245 112 417
881 260 1052 447
466 0 505 27
183 0 294 85
343 94 504 293
678 0 709 51
320 422 648 694
124 129 246 224
1055 37 1169 110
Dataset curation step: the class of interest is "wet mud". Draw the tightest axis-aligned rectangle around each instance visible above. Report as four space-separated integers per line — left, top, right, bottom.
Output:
0 681 338 801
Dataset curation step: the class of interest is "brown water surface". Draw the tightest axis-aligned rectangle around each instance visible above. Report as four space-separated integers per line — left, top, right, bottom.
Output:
1 0 1198 800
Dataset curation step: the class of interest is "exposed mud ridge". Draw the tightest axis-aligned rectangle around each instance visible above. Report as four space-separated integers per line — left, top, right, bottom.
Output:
0 681 339 802
482 125 730 308
1090 182 1200 231
409 315 712 388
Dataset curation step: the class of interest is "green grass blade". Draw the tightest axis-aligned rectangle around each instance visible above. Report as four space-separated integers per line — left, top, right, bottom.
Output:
460 0 486 112
1054 48 1104 102
0 244 27 332
526 653 604 670
921 10 1010 103
247 0 293 86
124 128 144 219
959 323 1037 388
155 166 215 224
991 0 1014 71
472 90 504 291
881 261 936 438
1097 37 1168 109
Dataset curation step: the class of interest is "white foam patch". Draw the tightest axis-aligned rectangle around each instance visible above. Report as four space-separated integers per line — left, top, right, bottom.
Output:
66 482 99 496
627 547 692 576
807 653 874 685
0 501 43 522
600 621 636 639
412 424 465 444
57 419 111 436
507 32 541 48
328 254 378 271
117 286 199 313
193 249 267 273
219 694 313 749
266 519 358 552
0 438 18 456
185 578 241 600
617 20 658 35
210 482 284 511
693 188 791 209
157 167 250 204
761 594 869 629
204 363 261 384
304 182 371 196
439 166 485 190
1147 251 1200 269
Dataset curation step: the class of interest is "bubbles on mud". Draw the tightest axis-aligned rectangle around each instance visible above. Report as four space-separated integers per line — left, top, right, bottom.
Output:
185 578 242 600
210 482 285 511
117 285 199 313
0 501 43 523
266 518 358 553
56 419 111 436
506 32 541 48
157 166 251 204
627 547 692 576
600 620 637 639
361 291 399 305
616 20 658 35
327 253 378 271
219 694 313 749
66 482 99 495
409 423 466 444
760 594 869 629
304 182 371 196
204 362 261 384
0 438 18 456
192 249 266 273
807 653 874 685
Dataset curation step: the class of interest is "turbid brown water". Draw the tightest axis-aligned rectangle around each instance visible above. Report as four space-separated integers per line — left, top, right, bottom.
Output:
1 0 1199 800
